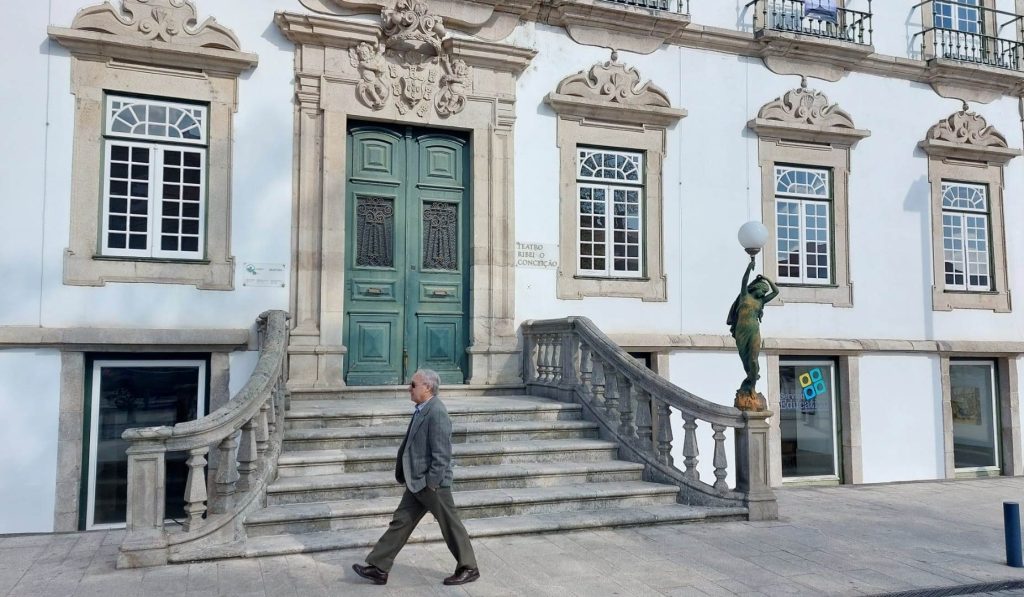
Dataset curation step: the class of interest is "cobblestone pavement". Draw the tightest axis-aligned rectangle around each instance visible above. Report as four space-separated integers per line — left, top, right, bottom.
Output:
5 478 1024 596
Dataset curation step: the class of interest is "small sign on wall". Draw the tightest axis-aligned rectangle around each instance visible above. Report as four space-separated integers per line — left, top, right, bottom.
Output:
242 263 287 288
516 242 558 269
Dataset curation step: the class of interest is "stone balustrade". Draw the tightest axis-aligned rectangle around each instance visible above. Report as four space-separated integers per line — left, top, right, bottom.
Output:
118 310 290 568
522 317 777 520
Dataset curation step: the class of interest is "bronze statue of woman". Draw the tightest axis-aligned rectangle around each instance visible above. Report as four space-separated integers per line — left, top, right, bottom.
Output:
726 260 779 410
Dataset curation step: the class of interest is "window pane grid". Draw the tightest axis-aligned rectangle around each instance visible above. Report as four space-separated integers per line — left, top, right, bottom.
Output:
774 166 832 285
577 148 643 184
104 143 151 256
941 182 991 292
155 149 205 258
107 96 207 145
578 185 608 274
775 166 830 198
102 142 205 260
578 183 643 278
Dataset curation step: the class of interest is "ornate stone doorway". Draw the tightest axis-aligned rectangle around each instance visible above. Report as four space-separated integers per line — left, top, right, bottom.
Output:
275 2 535 389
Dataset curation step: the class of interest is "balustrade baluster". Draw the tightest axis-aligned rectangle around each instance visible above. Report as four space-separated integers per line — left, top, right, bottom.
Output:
551 334 563 383
603 368 619 420
655 402 674 466
712 423 729 491
682 417 699 481
542 335 554 382
562 333 580 386
634 387 653 451
256 402 270 455
616 373 636 440
580 345 593 400
211 433 240 515
182 447 209 532
591 358 606 412
236 420 258 492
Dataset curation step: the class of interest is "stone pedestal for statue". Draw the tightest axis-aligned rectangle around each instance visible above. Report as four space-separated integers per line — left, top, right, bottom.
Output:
734 389 767 412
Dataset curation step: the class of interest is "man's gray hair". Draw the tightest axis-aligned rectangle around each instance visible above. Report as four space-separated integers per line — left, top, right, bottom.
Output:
415 368 441 396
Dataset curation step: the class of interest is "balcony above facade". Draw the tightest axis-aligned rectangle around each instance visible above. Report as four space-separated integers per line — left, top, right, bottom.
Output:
746 0 875 81
597 0 688 14
914 0 1024 102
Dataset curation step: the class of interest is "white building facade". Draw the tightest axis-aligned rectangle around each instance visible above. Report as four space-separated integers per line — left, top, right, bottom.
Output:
2 0 1023 534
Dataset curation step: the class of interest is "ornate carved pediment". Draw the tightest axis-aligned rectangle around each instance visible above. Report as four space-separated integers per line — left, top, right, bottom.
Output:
544 52 686 127
556 52 671 108
919 104 1021 164
69 0 241 50
347 0 472 117
926 109 1007 148
748 80 869 145
48 0 256 74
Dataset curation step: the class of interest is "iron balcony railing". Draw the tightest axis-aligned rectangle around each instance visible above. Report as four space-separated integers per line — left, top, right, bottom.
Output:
598 0 689 14
914 0 1024 71
748 0 873 46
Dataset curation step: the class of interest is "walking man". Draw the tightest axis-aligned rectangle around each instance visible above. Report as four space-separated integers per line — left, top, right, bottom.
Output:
352 369 480 586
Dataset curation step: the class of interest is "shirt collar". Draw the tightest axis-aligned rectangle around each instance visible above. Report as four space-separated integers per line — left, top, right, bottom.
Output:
414 396 433 414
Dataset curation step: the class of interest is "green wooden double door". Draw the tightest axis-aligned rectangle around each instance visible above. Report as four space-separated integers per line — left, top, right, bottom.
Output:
344 123 470 385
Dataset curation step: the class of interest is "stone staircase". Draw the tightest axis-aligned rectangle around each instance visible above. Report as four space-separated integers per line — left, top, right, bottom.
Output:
180 387 748 561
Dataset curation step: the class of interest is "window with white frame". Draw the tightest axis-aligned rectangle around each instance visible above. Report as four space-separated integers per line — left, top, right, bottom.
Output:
941 181 992 291
102 95 208 259
774 166 832 285
576 148 644 278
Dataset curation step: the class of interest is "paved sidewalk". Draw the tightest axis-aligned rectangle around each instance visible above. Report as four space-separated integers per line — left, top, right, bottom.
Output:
5 478 1024 596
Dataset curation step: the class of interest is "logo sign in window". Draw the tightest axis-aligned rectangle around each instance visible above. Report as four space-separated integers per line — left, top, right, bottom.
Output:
799 368 827 401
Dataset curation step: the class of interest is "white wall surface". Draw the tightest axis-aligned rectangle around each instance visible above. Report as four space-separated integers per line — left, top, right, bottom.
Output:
0 351 60 534
510 23 1024 345
11 0 300 331
859 355 944 483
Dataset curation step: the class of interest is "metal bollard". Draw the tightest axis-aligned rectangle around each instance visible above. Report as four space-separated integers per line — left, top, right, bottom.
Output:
1005 501 1023 568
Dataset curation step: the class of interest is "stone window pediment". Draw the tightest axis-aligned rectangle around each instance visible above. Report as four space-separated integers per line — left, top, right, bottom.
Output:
48 0 257 289
749 82 867 308
920 106 1018 313
544 53 688 127
48 0 257 74
747 82 870 146
546 54 685 302
918 106 1022 164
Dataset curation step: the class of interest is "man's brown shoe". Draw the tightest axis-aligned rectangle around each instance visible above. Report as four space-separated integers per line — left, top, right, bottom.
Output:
443 567 480 585
352 563 388 585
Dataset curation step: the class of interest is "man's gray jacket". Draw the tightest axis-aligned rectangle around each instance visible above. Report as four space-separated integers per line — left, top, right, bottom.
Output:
396 396 455 493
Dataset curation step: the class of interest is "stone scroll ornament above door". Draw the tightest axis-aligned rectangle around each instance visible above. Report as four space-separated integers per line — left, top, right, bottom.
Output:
348 0 471 117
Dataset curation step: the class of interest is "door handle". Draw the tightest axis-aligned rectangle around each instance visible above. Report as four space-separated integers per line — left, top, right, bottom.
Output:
365 287 384 296
431 289 449 297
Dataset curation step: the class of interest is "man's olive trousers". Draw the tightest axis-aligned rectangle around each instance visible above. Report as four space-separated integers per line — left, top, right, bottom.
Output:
366 487 477 573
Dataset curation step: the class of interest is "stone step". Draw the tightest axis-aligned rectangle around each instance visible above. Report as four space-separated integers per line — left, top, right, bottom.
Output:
173 504 748 563
284 395 582 430
276 439 620 477
283 419 600 451
289 384 527 401
266 460 646 504
244 481 681 537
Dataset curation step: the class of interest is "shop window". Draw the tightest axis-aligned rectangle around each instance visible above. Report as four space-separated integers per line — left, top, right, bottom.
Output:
950 360 1000 472
84 358 207 529
779 359 840 481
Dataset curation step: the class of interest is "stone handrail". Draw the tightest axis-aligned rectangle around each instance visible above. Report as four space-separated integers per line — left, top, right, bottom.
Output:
522 317 776 520
118 310 290 568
